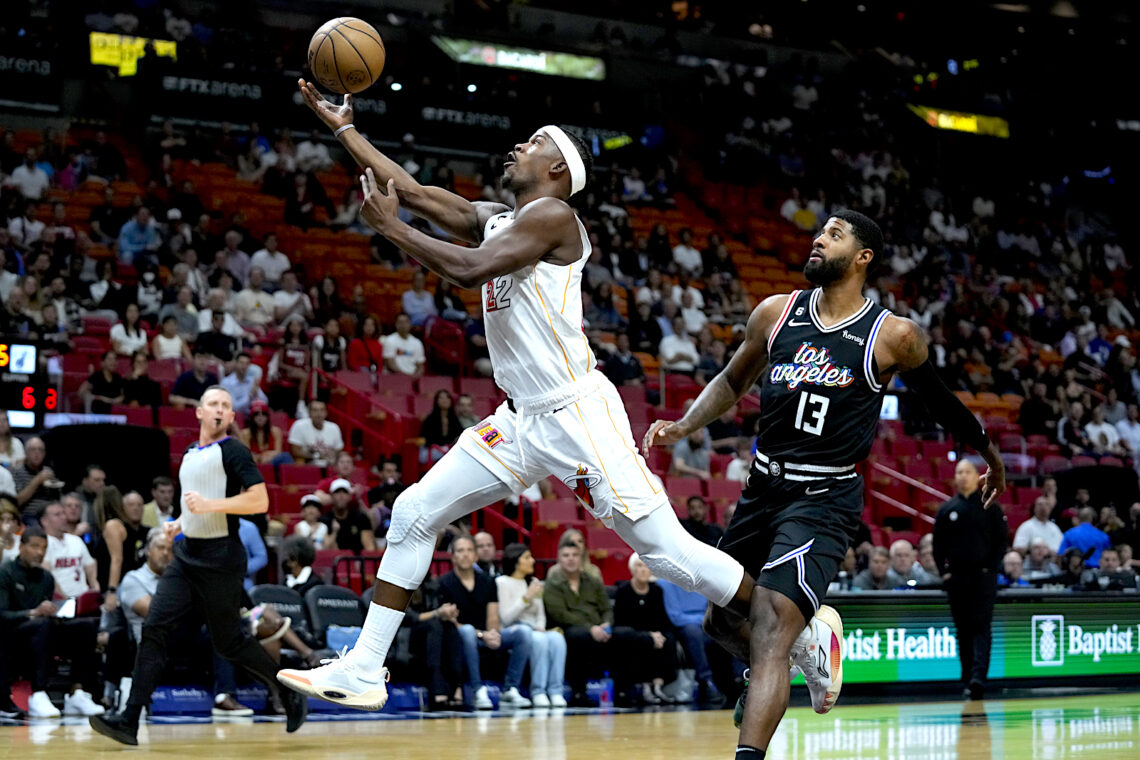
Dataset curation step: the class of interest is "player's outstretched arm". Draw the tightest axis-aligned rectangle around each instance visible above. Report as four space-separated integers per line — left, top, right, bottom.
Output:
642 295 788 454
882 316 1006 506
359 170 579 288
298 79 507 243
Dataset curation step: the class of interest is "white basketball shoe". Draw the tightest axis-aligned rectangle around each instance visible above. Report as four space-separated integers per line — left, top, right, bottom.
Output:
792 605 844 714
277 649 390 711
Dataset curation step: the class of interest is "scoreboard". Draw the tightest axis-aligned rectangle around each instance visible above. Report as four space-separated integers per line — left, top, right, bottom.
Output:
0 340 55 429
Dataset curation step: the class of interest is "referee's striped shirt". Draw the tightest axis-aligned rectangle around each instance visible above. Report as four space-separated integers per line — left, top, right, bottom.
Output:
178 436 263 539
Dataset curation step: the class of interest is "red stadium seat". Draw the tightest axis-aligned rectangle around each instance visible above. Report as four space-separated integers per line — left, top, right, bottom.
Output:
1016 487 1042 507
534 499 583 526
159 406 198 429
706 479 742 503
1100 456 1126 468
280 464 324 486
458 377 498 398
111 405 151 427
1071 456 1097 468
1040 456 1071 474
921 440 953 460
890 438 919 458
258 463 277 484
418 375 456 397
709 454 734 478
665 476 704 500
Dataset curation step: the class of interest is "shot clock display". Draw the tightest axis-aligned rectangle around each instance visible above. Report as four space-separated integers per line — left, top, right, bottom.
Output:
0 340 53 429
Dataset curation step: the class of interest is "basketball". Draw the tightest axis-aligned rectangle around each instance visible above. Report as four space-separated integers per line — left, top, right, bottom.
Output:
307 17 385 94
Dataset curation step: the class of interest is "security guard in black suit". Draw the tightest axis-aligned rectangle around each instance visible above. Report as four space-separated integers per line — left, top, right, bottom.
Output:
933 459 1008 700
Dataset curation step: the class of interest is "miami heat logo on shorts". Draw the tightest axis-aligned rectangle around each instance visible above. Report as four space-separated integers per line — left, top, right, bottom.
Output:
563 464 603 510
476 423 506 449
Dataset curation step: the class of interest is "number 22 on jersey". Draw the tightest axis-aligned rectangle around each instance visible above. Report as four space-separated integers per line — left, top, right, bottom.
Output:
485 276 513 312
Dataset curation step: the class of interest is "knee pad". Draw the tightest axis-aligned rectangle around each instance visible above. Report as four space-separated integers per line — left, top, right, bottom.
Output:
641 553 697 591
386 484 426 545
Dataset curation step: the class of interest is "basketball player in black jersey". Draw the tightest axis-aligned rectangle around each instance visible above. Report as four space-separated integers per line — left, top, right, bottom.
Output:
645 210 1005 760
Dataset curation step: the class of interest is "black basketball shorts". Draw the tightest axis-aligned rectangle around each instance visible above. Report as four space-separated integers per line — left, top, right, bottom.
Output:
718 465 864 625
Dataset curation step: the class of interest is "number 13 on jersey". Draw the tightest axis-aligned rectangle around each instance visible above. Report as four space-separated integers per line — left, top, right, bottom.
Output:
794 392 829 436
485 276 513 312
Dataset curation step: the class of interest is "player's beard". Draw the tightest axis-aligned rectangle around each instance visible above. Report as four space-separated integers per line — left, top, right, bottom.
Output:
500 166 528 195
804 251 853 286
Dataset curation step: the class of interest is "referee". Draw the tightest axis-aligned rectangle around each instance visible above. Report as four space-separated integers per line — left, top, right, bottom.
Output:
91 386 307 745
933 459 1008 701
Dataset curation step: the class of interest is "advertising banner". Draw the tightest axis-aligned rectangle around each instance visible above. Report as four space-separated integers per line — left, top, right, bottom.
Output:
810 595 1140 684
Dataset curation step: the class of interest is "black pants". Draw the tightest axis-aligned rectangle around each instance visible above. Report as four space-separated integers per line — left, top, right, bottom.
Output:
410 618 463 698
562 625 643 693
946 571 997 687
127 538 280 708
0 616 100 693
625 630 678 685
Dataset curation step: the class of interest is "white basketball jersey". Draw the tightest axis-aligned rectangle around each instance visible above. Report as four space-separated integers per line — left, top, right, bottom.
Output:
481 209 595 400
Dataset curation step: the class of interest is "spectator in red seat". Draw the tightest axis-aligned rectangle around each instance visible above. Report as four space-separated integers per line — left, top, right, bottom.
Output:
435 279 468 323
311 276 348 326
0 527 105 718
87 186 123 245
322 479 377 552
313 317 347 374
1 499 22 564
80 350 124 415
384 313 425 378
1085 405 1129 458
366 458 404 531
121 350 162 409
1057 401 1093 457
198 288 248 341
0 413 23 472
271 317 311 416
706 405 743 455
659 315 699 375
1012 497 1065 555
419 390 462 465
158 285 200 343
4 149 50 201
240 401 291 466
401 270 437 328
196 310 239 371
288 398 343 467
273 270 314 326
214 231 251 288
8 201 45 255
141 476 177 528
284 172 319 229
87 259 130 320
109 303 148 357
236 267 275 331
169 349 219 407
347 315 384 372
603 332 645 388
315 451 367 506
152 314 192 361
117 207 162 267
92 489 148 612
40 501 99 598
614 554 678 705
465 316 493 377
291 497 328 550
220 352 266 415
852 547 892 590
680 496 723 548
671 427 712 481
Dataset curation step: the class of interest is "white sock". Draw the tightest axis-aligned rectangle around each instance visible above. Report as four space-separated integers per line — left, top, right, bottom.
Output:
348 602 404 671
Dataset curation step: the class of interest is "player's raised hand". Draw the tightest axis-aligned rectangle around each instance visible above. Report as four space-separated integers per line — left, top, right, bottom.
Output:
978 462 1006 509
359 168 399 233
297 78 354 131
642 419 686 457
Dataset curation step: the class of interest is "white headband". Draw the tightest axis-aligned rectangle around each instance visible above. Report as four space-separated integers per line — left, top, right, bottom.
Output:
541 125 586 197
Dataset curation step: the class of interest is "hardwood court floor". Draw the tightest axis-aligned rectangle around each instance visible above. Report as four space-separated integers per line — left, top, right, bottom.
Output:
3 693 1137 759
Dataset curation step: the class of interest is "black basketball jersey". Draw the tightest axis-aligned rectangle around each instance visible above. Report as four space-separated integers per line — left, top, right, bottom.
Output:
757 289 892 467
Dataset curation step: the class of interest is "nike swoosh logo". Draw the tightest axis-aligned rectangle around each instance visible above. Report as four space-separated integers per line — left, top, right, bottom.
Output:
788 320 812 327
805 486 830 496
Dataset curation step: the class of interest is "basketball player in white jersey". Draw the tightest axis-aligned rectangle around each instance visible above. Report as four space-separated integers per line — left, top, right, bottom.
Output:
277 80 828 710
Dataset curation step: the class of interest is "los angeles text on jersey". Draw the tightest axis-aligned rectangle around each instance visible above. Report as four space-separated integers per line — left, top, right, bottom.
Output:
769 342 856 390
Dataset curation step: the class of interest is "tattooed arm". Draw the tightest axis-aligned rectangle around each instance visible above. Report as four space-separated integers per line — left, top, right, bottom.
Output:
642 295 788 454
882 315 1006 506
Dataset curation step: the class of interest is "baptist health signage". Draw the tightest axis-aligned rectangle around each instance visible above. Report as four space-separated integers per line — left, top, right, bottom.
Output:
819 598 1140 684
1031 614 1137 667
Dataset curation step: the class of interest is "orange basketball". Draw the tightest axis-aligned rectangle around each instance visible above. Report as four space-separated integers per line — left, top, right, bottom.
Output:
307 17 386 94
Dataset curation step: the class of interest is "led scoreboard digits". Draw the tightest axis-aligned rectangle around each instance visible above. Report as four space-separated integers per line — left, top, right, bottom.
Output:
0 341 54 429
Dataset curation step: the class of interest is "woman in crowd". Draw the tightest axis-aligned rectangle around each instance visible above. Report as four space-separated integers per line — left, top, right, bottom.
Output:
418 390 461 464
93 488 148 612
312 276 347 326
152 314 192 361
434 280 468 323
614 554 677 705
312 317 347 374
110 303 148 356
346 315 384 372
0 411 25 468
272 317 310 415
403 579 465 710
239 401 292 466
496 543 568 708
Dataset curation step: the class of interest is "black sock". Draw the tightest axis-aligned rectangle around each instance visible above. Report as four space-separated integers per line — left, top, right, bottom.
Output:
736 745 765 759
